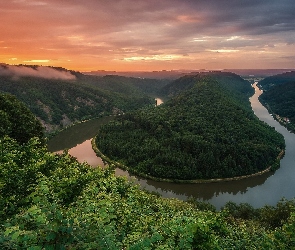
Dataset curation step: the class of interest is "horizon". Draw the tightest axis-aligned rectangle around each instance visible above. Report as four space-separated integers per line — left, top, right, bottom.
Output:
2 62 293 72
1 62 293 79
1 0 294 72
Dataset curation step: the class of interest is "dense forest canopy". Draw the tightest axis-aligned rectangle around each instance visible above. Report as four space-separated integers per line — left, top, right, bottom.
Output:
161 71 254 104
260 81 295 121
258 71 295 133
258 71 295 90
96 73 285 180
0 87 294 249
0 65 168 132
0 93 44 144
81 74 170 97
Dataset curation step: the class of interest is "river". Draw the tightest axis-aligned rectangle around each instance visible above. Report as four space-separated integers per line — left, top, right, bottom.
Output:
47 85 295 209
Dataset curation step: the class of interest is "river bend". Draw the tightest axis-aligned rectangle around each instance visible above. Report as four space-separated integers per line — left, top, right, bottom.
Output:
48 84 295 209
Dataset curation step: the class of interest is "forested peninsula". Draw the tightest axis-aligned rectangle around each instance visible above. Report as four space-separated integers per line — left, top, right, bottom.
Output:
1 85 295 249
96 73 285 180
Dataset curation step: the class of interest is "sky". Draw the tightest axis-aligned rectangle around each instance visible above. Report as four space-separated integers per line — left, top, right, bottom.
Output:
1 0 295 72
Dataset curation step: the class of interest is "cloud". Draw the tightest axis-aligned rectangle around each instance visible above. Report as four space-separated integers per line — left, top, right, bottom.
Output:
0 64 76 80
0 0 294 70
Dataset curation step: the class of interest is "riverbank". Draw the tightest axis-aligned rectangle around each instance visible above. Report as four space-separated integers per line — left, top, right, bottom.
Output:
92 136 285 184
256 84 295 134
259 102 295 134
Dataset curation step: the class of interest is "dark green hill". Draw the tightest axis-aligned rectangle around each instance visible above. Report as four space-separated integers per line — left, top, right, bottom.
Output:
80 74 170 97
0 92 44 144
160 71 254 113
161 71 254 100
259 81 295 132
95 74 284 180
258 71 295 90
0 65 169 132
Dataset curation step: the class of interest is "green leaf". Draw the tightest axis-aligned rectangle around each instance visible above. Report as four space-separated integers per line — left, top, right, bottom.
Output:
46 232 57 242
11 231 20 240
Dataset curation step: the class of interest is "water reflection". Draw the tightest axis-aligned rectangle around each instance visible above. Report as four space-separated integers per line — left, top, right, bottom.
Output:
140 171 274 200
47 116 113 152
68 139 106 167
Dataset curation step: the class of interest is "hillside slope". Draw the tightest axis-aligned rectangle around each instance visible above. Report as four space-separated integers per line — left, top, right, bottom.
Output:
80 74 170 97
258 71 295 90
0 92 44 144
0 64 166 132
96 74 284 180
259 81 295 132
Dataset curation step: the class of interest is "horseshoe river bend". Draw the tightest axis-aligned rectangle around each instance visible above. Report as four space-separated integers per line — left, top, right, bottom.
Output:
47 84 295 209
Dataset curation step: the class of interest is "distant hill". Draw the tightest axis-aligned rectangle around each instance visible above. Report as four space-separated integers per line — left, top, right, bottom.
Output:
95 73 284 180
86 68 292 79
160 71 254 107
0 64 168 132
258 71 295 90
79 74 170 97
225 69 293 78
85 70 184 79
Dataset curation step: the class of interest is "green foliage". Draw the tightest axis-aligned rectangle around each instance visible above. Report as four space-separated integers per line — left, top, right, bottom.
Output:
187 198 217 212
0 93 44 144
0 137 60 220
272 212 295 248
0 133 293 249
257 199 295 229
96 74 285 180
221 199 295 230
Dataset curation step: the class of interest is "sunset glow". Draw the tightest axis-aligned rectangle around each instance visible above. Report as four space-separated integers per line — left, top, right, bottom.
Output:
1 0 294 71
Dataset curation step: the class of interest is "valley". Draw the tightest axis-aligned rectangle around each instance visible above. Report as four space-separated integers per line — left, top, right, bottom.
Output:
1 65 295 249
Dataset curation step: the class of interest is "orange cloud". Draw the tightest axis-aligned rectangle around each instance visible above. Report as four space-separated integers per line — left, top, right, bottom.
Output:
0 0 294 71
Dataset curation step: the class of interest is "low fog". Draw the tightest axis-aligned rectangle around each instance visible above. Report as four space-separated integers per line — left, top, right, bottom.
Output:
0 64 76 80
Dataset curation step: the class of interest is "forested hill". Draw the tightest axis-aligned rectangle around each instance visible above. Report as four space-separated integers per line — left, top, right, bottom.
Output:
161 71 254 100
0 64 168 132
257 70 295 132
96 74 284 180
80 74 170 97
259 81 295 132
161 71 255 112
258 71 295 90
